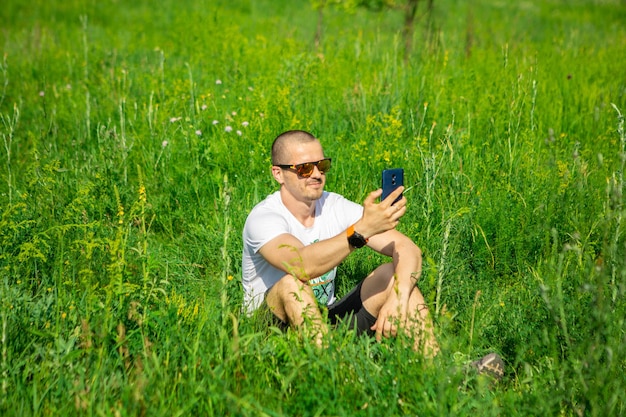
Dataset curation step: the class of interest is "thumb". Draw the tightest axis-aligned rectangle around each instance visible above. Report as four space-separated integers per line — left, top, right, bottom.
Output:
364 189 383 206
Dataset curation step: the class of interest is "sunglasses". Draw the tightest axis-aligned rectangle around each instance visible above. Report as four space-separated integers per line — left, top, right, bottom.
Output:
275 158 332 178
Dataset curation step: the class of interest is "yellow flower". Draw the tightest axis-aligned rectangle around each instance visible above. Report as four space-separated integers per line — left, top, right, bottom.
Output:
138 185 147 204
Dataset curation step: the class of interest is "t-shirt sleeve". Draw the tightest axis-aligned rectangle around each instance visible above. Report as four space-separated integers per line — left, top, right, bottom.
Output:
243 207 292 254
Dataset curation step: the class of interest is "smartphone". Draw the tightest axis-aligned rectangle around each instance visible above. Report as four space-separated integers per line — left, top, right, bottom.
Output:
381 168 404 205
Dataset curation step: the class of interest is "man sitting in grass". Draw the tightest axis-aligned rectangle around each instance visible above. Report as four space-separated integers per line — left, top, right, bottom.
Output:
241 130 503 379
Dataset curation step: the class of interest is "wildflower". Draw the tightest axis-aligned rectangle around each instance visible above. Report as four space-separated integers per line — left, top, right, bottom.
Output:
201 104 208 111
227 275 234 281
162 140 169 147
215 79 222 85
248 86 254 91
212 120 219 125
225 126 233 132
138 185 147 204
259 112 265 118
118 204 125 224
195 130 202 136
66 84 72 90
39 91 45 97
242 121 249 127
170 117 181 123
61 312 67 320
236 130 242 136
231 111 237 116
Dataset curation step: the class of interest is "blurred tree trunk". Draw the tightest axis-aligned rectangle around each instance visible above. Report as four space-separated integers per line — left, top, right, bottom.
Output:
465 0 474 57
315 4 324 51
402 0 435 63
402 0 419 63
314 0 436 61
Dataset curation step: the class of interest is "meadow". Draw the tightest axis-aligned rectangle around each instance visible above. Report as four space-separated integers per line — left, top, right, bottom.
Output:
1 0 625 415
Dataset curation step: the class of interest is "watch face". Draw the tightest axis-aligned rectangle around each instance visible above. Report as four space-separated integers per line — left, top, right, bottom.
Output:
348 233 366 248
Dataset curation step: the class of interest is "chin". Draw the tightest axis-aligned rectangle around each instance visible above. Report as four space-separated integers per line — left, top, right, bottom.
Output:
305 189 324 201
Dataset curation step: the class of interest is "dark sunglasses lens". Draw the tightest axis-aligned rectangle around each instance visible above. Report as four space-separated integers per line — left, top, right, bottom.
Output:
318 159 331 173
297 163 315 177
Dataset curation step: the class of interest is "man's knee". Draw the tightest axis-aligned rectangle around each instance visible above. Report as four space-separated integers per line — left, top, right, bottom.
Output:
271 274 315 301
267 274 318 323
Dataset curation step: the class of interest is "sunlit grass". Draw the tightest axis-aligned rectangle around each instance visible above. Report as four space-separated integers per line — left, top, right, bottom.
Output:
1 0 625 415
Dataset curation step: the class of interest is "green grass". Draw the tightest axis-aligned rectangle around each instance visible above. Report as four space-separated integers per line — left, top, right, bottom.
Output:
1 0 625 415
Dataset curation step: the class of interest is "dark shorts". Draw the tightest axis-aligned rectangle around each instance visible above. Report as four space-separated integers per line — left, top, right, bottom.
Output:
263 280 377 336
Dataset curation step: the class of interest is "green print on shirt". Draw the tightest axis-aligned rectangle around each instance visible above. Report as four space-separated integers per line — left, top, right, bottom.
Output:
310 272 334 305
307 239 334 305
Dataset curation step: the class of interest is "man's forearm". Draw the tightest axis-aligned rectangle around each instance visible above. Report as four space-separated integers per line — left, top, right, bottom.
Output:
392 242 423 296
284 232 354 282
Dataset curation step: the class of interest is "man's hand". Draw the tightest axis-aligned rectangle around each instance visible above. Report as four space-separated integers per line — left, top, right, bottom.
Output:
371 290 410 341
354 186 406 240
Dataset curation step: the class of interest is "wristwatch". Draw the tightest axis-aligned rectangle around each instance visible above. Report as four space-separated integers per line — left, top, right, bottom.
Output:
347 224 368 249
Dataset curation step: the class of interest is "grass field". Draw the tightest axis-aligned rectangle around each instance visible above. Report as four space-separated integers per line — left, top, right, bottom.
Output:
1 0 625 415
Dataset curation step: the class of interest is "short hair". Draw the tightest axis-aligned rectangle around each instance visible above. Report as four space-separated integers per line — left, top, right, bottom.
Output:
271 130 318 165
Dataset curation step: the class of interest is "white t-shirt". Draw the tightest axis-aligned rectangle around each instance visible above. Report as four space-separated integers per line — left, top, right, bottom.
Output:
242 191 363 313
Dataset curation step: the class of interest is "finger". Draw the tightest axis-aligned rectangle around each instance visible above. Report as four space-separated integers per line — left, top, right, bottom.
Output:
381 320 389 338
371 319 381 341
364 189 383 206
379 319 391 339
382 186 405 205
388 204 406 223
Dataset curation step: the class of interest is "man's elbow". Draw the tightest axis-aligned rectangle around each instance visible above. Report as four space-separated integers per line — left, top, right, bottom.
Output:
399 237 422 259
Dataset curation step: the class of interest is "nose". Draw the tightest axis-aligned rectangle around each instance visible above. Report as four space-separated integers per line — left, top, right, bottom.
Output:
311 164 324 178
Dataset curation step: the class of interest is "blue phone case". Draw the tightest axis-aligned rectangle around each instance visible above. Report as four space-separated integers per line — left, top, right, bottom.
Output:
381 168 404 204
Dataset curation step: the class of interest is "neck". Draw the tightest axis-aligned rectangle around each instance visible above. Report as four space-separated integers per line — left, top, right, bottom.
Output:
280 189 317 227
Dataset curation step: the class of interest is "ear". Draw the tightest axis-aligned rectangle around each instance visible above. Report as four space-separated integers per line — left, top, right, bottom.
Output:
271 166 284 185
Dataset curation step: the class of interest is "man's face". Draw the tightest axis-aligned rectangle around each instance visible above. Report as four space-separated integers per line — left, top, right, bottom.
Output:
276 140 327 203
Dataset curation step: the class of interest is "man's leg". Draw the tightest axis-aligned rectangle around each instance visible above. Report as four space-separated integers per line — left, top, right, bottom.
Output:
265 274 327 345
404 283 440 356
360 263 439 357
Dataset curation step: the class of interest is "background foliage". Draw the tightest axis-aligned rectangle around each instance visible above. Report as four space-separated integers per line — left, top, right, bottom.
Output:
1 0 625 415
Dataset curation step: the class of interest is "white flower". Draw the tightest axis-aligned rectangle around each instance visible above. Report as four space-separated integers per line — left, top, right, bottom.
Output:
231 111 237 116
241 121 249 127
162 140 169 147
201 104 208 111
225 126 233 132
236 130 242 136
170 117 181 123
248 86 254 91
215 79 222 85
212 120 219 125
39 91 45 97
195 130 202 136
